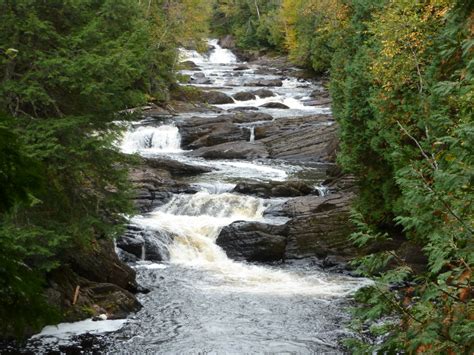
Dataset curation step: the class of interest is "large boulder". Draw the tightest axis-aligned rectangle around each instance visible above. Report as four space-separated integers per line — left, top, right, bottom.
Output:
260 102 289 109
143 157 212 176
188 141 269 160
233 180 314 198
117 226 174 262
200 91 234 104
176 115 248 149
252 89 275 98
190 74 212 85
302 97 332 106
44 238 142 324
234 64 250 71
180 60 200 70
216 221 287 262
176 112 273 149
228 106 260 112
129 159 199 212
233 91 257 101
258 116 339 162
248 79 283 87
274 194 359 259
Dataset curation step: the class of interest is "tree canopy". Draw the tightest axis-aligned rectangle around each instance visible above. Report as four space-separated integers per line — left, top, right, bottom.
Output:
0 0 210 336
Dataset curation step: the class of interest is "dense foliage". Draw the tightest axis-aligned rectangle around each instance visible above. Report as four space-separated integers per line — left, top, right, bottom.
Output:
211 0 284 49
214 0 473 352
334 1 474 352
0 0 210 336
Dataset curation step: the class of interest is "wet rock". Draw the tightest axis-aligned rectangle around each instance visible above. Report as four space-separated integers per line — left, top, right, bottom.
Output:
176 112 273 149
117 227 174 262
248 79 283 87
177 116 248 149
322 255 350 272
302 98 332 106
191 75 211 85
323 173 358 194
180 60 200 70
127 103 173 119
218 35 236 49
280 194 359 259
260 102 289 109
251 89 275 98
233 91 257 101
233 180 314 198
222 112 273 124
228 106 260 112
85 283 141 320
310 88 330 98
143 157 212 176
130 159 199 212
234 64 250 71
116 233 145 259
200 91 234 104
258 116 339 162
68 239 138 292
188 141 269 160
217 221 287 262
45 239 142 323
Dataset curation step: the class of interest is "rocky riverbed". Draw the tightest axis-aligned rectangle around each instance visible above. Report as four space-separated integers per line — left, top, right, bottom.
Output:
14 39 376 354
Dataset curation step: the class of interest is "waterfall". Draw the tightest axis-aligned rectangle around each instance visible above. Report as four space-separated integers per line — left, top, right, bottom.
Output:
179 39 237 65
315 185 330 197
130 191 366 295
208 39 237 64
249 126 255 143
131 192 264 266
140 244 146 261
121 125 182 154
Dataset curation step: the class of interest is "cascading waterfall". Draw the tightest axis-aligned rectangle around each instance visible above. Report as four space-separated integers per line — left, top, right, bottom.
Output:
26 38 368 354
179 39 236 65
131 191 365 296
316 185 330 197
121 125 182 154
249 126 255 143
132 192 265 267
208 39 237 64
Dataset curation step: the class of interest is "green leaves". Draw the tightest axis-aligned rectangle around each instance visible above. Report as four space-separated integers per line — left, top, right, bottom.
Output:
0 0 194 336
325 0 474 353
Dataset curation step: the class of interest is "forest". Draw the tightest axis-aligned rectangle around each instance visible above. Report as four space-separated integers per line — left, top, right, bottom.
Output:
1 0 473 353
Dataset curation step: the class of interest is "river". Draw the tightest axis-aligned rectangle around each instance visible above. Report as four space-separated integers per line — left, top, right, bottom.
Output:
23 40 368 354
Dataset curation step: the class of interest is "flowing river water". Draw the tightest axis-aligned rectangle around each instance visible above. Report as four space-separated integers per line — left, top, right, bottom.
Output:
22 40 369 354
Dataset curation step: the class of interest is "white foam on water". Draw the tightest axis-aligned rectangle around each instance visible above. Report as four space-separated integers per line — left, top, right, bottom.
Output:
135 261 169 270
192 182 236 194
214 160 288 181
32 319 128 340
208 39 237 64
179 48 207 65
120 125 182 154
249 126 255 142
315 184 330 197
179 39 236 66
131 191 370 296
